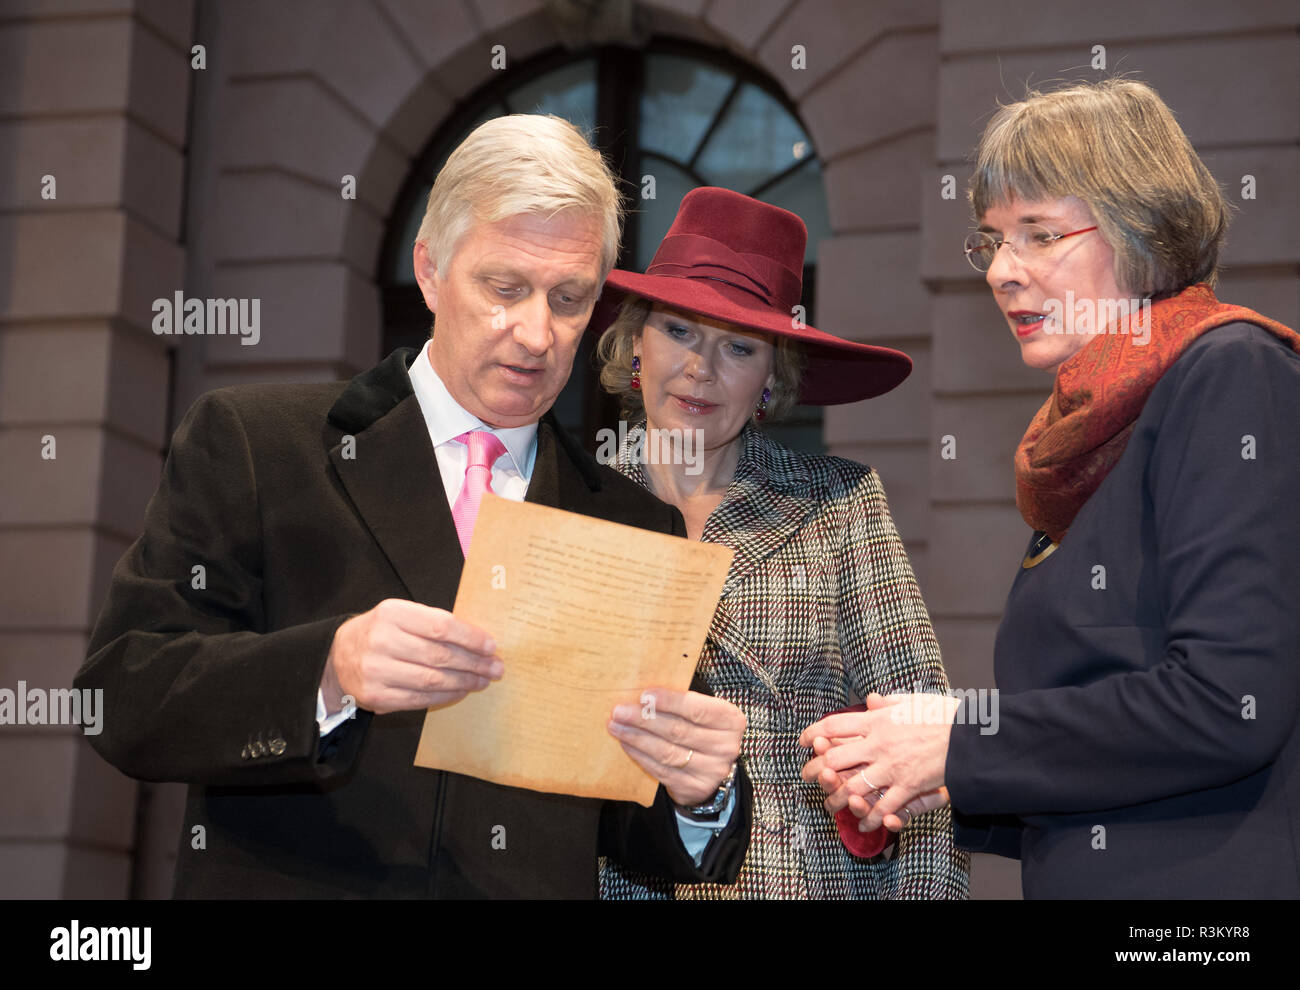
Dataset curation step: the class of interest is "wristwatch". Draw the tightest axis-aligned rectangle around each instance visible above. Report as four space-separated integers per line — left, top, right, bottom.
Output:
681 761 738 821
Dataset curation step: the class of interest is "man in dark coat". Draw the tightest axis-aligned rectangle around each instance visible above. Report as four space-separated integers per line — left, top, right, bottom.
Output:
76 114 751 898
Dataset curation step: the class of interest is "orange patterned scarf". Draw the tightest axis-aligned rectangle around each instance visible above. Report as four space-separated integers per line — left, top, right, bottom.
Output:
1016 283 1300 543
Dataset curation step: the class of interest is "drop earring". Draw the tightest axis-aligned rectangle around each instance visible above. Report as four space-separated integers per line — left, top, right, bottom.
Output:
754 387 771 421
631 355 641 390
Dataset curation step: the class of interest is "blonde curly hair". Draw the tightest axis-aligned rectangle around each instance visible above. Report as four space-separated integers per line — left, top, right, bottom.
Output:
596 294 806 422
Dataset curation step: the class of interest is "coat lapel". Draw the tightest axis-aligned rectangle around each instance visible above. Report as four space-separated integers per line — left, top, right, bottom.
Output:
614 422 817 692
704 427 817 689
532 412 605 512
705 424 817 595
523 417 562 510
614 422 815 591
326 348 464 609
324 350 598 610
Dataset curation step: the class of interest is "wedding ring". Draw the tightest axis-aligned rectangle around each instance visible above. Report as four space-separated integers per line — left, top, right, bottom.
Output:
900 807 913 827
677 748 694 769
858 770 879 794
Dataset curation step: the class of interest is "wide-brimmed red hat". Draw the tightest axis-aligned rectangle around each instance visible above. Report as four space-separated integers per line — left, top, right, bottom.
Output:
590 186 912 405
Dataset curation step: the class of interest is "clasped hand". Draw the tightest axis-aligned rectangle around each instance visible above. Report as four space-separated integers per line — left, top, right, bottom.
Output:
799 692 959 832
324 600 744 807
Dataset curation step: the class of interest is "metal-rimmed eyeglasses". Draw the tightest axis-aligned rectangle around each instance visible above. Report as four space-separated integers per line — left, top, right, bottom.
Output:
963 223 1098 272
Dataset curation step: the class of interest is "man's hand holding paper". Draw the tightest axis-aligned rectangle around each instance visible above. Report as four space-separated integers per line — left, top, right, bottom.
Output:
414 493 738 806
320 598 503 715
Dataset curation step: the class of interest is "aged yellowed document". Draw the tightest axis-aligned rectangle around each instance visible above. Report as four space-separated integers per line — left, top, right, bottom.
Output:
414 493 733 805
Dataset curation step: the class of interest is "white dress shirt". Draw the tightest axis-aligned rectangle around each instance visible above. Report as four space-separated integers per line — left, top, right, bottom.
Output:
316 341 732 857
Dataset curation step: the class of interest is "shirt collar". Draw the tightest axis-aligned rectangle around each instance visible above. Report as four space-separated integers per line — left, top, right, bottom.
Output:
407 339 538 478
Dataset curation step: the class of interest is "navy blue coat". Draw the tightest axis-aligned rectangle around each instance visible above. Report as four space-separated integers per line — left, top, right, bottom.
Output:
947 323 1300 898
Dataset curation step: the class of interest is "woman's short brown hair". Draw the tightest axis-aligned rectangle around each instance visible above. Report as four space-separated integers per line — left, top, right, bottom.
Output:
968 78 1230 298
596 294 805 422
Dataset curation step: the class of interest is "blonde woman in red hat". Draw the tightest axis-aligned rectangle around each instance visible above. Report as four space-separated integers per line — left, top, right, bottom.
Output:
593 186 969 899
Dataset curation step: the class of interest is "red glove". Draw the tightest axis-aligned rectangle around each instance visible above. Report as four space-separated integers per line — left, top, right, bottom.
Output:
825 704 896 859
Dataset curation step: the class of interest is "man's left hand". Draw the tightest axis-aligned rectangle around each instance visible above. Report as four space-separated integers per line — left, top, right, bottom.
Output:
609 688 745 807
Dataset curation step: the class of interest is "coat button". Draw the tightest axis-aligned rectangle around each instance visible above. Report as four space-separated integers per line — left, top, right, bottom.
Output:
269 737 287 755
250 740 266 758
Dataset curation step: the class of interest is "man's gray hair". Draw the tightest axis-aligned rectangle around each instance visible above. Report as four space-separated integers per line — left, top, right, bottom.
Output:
416 114 624 282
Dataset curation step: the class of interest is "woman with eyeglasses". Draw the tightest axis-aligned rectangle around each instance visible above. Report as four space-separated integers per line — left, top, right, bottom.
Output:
800 78 1300 897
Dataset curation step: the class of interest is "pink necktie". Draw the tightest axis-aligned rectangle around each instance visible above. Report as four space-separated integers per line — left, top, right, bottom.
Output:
451 430 507 554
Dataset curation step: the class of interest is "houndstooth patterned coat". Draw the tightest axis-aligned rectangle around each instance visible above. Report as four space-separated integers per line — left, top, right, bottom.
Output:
599 422 970 899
